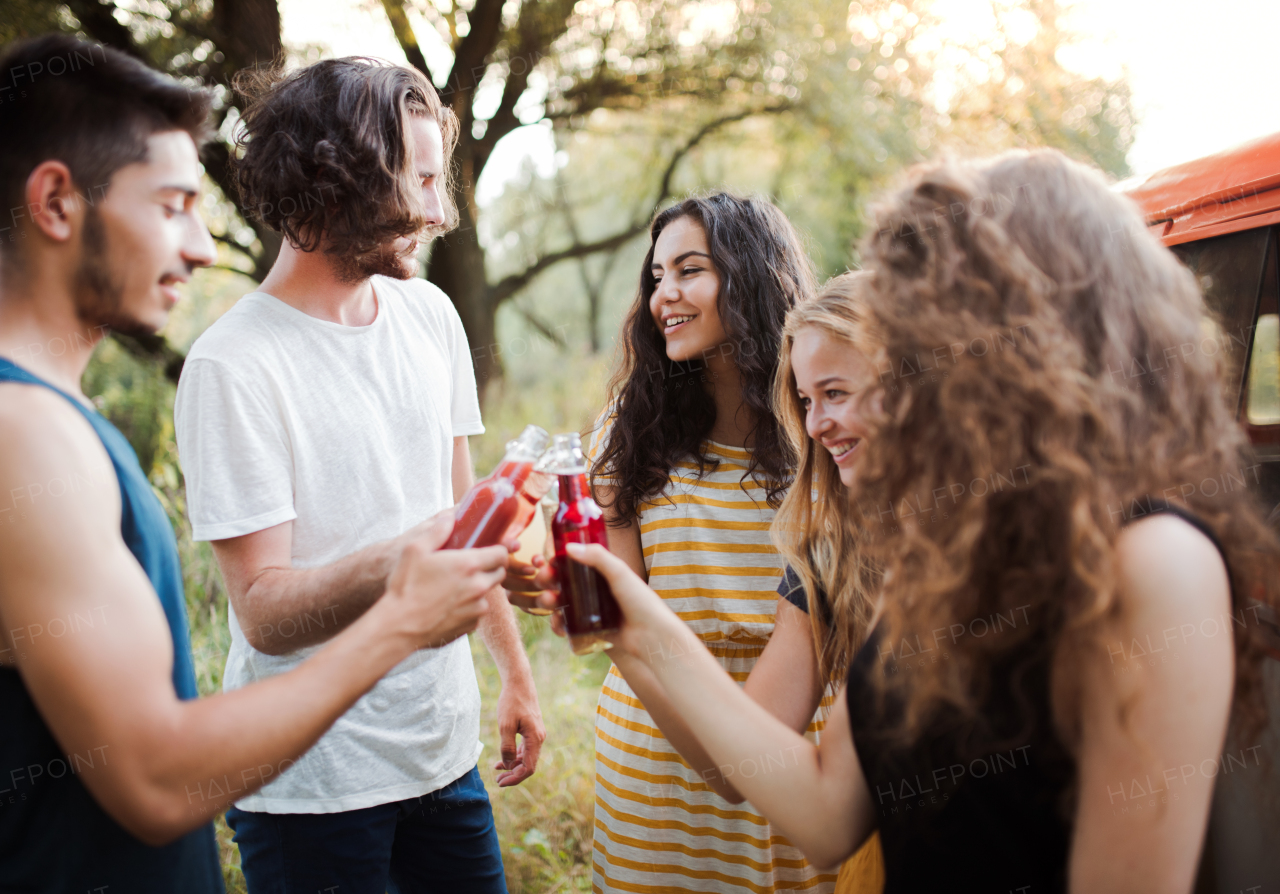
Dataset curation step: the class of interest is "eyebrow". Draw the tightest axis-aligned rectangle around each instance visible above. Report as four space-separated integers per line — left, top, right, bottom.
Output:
812 376 850 389
652 250 711 270
157 184 199 199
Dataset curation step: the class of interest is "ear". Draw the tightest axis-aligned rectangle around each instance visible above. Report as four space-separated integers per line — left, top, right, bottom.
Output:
21 161 86 245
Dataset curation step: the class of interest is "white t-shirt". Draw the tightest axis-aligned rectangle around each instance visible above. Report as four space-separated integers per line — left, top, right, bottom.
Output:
174 276 486 814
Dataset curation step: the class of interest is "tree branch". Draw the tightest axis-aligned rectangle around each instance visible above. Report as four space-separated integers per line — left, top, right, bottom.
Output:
474 0 578 170
512 304 568 347
442 0 506 106
380 0 434 84
488 223 645 308
65 0 150 60
653 104 787 206
487 106 785 307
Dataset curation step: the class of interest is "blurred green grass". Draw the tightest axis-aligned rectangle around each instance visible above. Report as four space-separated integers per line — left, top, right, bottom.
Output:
87 332 613 893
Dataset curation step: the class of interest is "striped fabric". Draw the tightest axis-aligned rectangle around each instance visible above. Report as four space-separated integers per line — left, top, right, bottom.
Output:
588 427 837 893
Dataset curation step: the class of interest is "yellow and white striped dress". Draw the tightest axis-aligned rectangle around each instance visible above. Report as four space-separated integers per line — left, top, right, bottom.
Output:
588 432 838 894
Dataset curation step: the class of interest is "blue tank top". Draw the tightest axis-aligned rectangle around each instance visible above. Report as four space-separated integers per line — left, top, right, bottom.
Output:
0 358 224 893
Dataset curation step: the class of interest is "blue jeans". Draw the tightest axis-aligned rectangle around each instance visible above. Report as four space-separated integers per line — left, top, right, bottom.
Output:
226 766 506 894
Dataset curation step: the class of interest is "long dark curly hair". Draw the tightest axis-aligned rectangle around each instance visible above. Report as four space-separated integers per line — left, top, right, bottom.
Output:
852 149 1280 752
594 193 817 520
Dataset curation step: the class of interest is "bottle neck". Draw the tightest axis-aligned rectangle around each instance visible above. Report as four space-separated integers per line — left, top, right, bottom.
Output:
558 470 590 502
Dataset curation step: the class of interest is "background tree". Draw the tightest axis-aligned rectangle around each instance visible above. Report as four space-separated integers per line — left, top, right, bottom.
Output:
3 0 1132 392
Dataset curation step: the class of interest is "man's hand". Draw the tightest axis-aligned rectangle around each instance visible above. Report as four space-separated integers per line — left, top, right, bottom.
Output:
493 676 545 787
380 515 508 650
505 552 557 614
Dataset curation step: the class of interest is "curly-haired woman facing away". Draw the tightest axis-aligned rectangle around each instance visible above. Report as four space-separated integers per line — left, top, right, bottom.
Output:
561 151 1280 893
582 193 847 893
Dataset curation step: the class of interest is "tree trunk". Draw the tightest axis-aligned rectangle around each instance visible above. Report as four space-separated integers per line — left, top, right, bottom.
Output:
427 202 499 394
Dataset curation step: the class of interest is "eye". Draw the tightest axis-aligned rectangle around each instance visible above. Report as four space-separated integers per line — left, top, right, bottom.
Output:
826 389 846 400
681 266 702 276
798 396 811 409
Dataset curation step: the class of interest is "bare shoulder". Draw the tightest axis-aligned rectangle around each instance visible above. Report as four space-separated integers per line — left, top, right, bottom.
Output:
0 382 114 483
0 381 121 556
0 382 128 650
1114 511 1230 619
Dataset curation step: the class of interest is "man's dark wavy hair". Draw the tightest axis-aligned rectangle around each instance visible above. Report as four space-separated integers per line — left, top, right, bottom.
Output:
233 57 458 259
594 193 817 520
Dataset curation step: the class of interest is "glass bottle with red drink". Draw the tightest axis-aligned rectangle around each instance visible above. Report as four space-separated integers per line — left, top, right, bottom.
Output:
546 432 621 655
446 424 553 549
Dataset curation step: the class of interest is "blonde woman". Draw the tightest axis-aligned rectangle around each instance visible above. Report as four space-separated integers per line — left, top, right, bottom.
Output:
556 150 1280 892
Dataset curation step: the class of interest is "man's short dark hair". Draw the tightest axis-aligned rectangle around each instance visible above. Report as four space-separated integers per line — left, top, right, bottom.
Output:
0 34 214 256
233 57 460 259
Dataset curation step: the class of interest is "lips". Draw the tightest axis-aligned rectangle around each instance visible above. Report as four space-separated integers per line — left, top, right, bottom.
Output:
827 439 861 462
159 279 182 308
662 313 697 334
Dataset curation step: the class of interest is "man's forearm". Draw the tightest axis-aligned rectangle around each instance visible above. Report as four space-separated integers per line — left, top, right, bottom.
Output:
475 585 532 683
109 601 415 843
239 538 399 654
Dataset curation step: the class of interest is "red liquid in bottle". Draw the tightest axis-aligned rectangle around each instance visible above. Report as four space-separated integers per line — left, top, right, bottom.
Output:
552 471 621 654
445 425 552 550
446 460 538 549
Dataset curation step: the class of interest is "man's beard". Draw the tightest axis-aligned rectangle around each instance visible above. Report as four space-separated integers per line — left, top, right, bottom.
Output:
333 240 419 285
73 207 154 338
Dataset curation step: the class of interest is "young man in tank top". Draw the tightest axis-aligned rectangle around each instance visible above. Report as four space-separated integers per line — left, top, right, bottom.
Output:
170 58 543 893
0 36 510 893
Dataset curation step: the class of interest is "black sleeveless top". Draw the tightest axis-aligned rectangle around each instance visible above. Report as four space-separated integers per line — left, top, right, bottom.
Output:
0 359 224 893
780 499 1228 893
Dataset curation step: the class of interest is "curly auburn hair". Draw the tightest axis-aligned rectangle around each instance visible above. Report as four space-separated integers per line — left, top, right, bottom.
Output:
593 193 817 519
851 149 1280 751
233 57 458 260
771 271 882 683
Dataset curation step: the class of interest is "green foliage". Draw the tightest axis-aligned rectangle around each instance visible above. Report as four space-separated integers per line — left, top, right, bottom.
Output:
0 0 73 44
473 614 611 893
58 3 1140 891
82 340 171 474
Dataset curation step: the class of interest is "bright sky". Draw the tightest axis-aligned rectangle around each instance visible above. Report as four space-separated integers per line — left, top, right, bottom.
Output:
278 0 1280 195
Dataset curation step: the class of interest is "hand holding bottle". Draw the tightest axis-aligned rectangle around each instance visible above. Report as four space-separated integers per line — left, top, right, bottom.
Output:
377 514 508 650
541 541 683 664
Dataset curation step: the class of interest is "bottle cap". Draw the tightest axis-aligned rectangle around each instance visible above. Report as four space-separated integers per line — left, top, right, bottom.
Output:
546 432 587 474
504 424 550 461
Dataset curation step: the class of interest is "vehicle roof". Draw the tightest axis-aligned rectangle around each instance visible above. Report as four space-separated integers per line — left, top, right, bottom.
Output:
1122 130 1280 246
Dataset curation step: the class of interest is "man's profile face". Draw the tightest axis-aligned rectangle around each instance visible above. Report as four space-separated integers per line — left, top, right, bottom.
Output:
336 113 445 283
76 130 215 336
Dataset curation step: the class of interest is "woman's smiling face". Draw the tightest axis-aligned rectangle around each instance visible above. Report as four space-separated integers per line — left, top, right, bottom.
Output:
790 325 882 489
648 215 728 363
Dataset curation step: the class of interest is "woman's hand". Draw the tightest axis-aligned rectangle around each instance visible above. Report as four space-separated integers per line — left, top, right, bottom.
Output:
532 561 565 635
545 542 684 661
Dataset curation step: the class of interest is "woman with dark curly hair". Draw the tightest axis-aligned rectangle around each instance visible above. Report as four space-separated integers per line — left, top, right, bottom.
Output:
559 150 1280 892
579 192 849 892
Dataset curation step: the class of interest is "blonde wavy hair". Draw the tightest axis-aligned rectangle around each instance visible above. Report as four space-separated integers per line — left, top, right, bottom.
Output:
846 149 1279 751
771 271 882 683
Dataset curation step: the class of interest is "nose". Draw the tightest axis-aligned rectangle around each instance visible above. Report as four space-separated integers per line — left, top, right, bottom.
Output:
183 212 216 270
805 401 832 442
422 181 445 230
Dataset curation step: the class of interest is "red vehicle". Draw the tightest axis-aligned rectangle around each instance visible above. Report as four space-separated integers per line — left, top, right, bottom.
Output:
1124 133 1280 894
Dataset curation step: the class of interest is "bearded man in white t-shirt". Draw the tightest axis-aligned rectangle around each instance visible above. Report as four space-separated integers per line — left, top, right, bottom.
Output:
173 58 543 894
